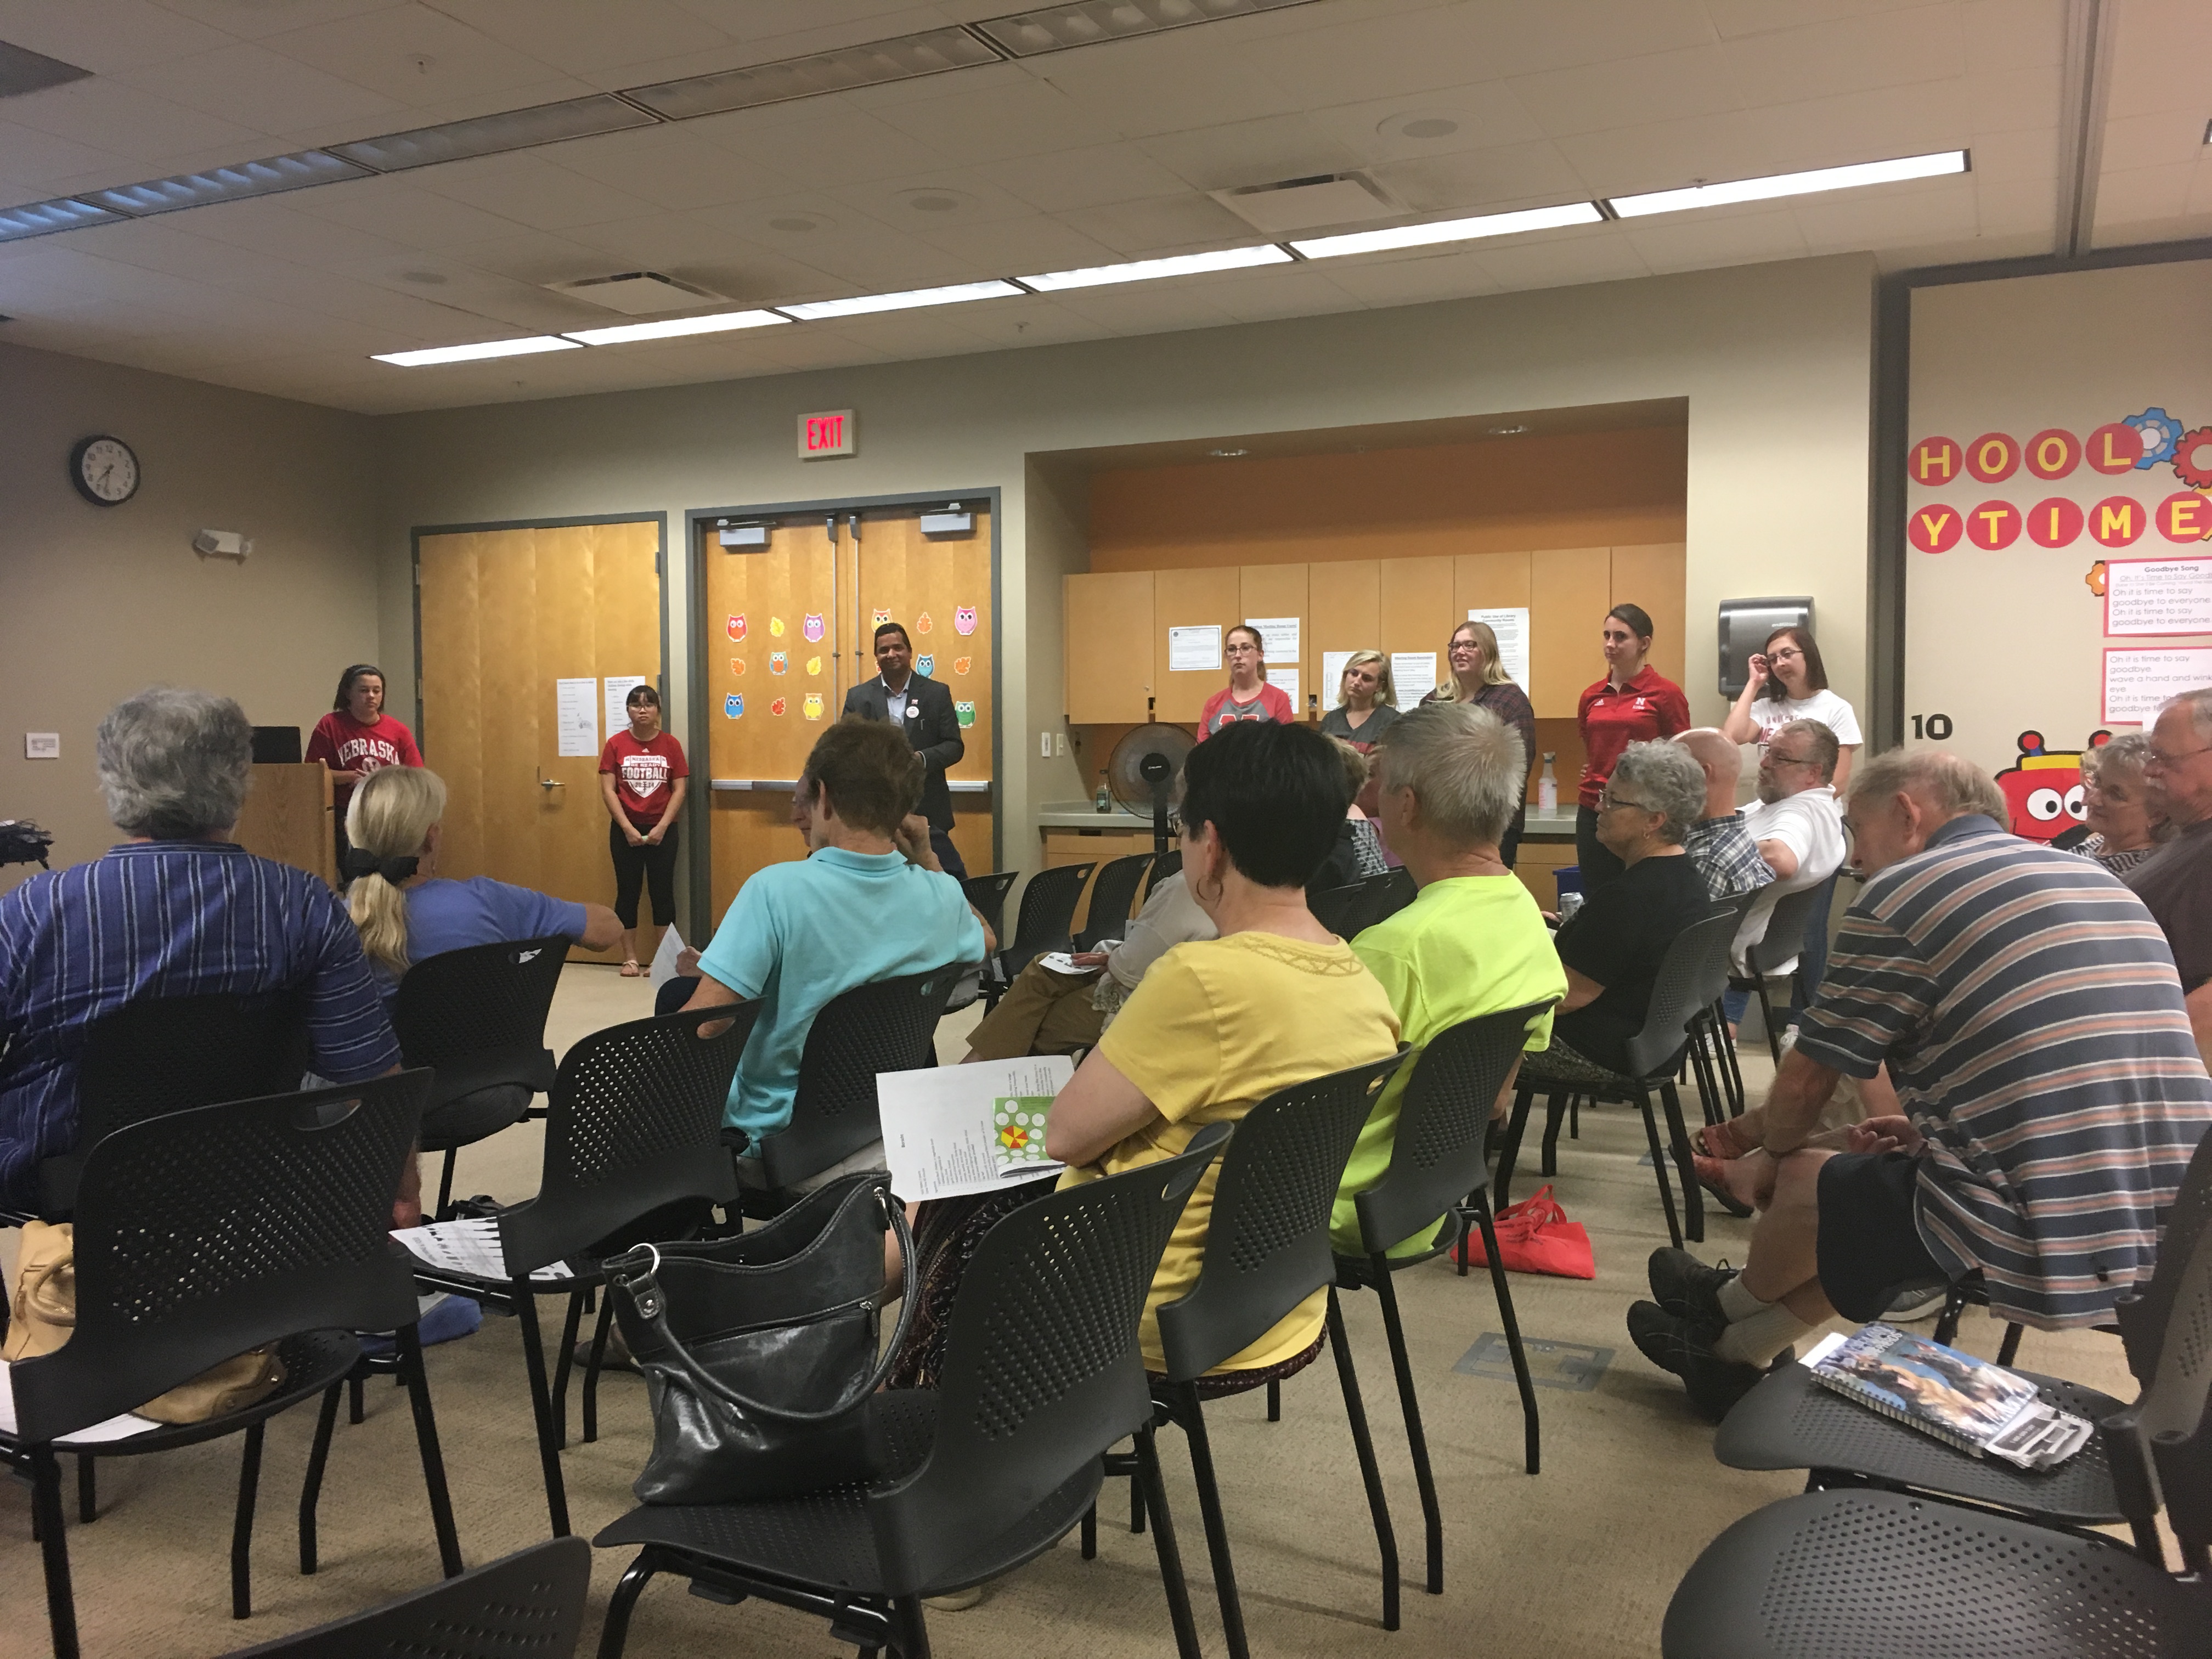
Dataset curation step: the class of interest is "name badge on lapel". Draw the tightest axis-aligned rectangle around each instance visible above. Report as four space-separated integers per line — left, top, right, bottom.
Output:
905 704 919 718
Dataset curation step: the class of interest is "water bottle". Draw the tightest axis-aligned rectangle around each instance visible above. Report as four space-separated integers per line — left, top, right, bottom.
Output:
1537 753 1558 813
1094 783 1111 814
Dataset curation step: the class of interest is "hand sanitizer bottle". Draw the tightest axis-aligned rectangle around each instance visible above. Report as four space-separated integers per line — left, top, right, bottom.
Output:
1094 782 1111 814
1537 753 1558 814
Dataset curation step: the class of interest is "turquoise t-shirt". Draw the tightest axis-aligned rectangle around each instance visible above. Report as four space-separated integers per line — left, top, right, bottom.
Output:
698 846 985 1142
1336 874 1566 1257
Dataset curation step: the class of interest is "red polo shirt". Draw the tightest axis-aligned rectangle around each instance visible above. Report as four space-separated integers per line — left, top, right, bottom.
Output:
1576 666 1691 808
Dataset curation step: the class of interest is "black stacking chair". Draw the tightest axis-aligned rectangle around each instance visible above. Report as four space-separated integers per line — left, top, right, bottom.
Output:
738 966 965 1212
981 861 1096 1005
219 1537 591 1659
391 935 569 1220
1307 880 1368 939
1660 1208 2212 1657
1728 881 1832 1064
591 1125 1235 1659
7 1074 462 1659
1150 849 1184 883
1090 1053 1407 1659
406 1005 754 1537
958 869 1019 942
1497 909 1740 1248
1333 1004 1554 1606
1074 853 1155 950
19 988 310 1221
1373 866 1417 923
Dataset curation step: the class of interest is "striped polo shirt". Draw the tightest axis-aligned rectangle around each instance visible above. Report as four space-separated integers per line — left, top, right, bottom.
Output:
0 840 400 1211
1795 814 2212 1329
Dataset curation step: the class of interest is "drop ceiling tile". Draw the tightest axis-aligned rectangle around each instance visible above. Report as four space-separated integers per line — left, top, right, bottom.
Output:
1369 141 1592 215
2097 111 2212 177
1300 81 1550 165
715 109 955 193
2091 161 2199 229
0 75 269 162
415 153 648 232
908 211 1122 272
1051 191 1256 258
870 76 1120 166
969 143 1196 215
1954 63 2064 134
285 176 532 247
425 0 736 77
1702 0 1948 40
255 2 569 108
1957 124 2058 186
1456 1 1719 77
1136 114 1367 193
830 169 1041 230
1046 282 1240 338
1970 177 2058 239
107 40 405 135
1621 205 1810 273
1472 228 1654 292
665 2 956 50
0 1 234 74
805 306 1002 359
1735 84 1970 171
1030 37 1312 139
1240 4 1525 106
1553 112 1778 199
160 196 417 263
1506 47 1746 140
1717 7 1967 105
566 207 973 292
1198 264 1366 325
1311 243 1510 307
916 292 1109 350
539 127 779 211
1790 175 1978 249
1958 0 2066 74
151 0 413 40
1871 226 2049 268
2099 5 2212 119
0 119 134 192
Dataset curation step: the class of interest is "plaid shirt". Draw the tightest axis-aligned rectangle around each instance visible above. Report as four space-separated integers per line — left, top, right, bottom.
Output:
1684 812 1775 902
0 840 399 1210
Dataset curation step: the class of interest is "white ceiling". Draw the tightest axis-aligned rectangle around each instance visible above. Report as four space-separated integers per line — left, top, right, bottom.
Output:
0 0 2203 414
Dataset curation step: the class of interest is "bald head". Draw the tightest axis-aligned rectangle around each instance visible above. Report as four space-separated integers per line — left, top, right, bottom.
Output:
1674 727 1743 820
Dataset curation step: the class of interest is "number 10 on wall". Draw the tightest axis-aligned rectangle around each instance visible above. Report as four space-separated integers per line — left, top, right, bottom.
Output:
1911 714 1954 740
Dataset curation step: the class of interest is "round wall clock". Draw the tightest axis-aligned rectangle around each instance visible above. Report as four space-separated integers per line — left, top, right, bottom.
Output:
70 435 140 505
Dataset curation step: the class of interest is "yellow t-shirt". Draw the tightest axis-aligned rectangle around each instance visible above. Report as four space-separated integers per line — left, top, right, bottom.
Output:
1067 930 1402 1374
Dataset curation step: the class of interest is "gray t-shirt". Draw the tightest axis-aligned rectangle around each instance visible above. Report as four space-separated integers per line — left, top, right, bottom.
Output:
2125 817 2212 992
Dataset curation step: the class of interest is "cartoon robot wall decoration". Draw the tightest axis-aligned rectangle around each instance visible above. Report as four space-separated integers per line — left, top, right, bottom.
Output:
1993 729 2110 840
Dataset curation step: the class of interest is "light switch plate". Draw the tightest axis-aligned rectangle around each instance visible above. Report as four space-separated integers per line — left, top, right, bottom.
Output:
1054 733 1066 755
1040 731 1052 758
24 732 59 759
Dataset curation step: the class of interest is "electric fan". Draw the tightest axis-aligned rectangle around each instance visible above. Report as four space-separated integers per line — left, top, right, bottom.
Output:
1105 724 1195 856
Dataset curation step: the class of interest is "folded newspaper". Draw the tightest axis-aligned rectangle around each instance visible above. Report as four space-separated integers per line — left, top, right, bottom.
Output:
1802 1323 2094 1470
879 1055 1075 1201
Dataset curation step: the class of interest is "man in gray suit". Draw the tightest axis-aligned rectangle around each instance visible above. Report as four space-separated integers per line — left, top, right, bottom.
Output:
842 620 969 880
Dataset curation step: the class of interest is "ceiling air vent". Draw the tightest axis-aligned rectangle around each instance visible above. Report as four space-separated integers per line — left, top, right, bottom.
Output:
1210 173 1402 236
546 273 727 315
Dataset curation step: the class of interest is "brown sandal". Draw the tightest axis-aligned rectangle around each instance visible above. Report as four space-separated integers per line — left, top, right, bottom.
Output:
618 959 643 977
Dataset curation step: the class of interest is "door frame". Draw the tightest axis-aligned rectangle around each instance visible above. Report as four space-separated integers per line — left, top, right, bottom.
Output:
681 488 1004 944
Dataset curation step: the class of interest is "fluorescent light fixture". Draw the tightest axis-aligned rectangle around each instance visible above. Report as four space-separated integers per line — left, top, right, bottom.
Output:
331 96 656 173
1019 244 1291 291
1291 201 1604 258
781 280 1024 319
975 0 1323 57
562 309 789 345
0 197 122 242
86 150 368 215
1607 150 1969 217
372 336 582 368
623 27 999 120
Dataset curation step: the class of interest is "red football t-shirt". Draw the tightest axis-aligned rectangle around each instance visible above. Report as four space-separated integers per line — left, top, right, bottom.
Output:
304 710 422 808
600 730 689 826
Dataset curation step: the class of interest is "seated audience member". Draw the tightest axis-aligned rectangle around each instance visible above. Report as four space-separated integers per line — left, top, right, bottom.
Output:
2130 688 2212 1067
1725 718 1846 1029
1674 728 1775 903
1338 703 1567 1257
0 687 411 1221
894 720 1400 1392
680 718 988 1190
1523 740 1714 1081
1633 749 2212 1420
654 768 821 1017
1309 737 1390 894
2076 731 2172 876
345 764 622 990
962 868 1215 1061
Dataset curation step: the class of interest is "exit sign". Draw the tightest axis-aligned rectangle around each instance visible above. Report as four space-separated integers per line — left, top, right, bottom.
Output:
799 409 855 459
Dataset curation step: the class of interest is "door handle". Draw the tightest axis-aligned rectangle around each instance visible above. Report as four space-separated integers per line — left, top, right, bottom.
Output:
538 771 563 790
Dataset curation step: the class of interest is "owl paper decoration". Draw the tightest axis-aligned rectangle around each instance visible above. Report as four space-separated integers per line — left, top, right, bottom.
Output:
917 654 934 677
803 692 823 720
769 652 787 675
873 608 892 625
952 656 972 676
769 616 785 637
954 605 978 635
806 655 822 676
955 701 975 729
917 612 932 633
803 613 825 642
770 697 788 716
723 693 743 719
726 614 746 642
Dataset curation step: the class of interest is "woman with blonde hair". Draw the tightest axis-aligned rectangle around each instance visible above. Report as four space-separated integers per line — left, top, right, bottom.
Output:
1423 619 1538 867
2076 733 2174 876
1320 650 1400 746
346 765 621 990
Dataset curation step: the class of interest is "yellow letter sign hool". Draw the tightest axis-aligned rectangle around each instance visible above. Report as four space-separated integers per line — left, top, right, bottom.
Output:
798 409 856 460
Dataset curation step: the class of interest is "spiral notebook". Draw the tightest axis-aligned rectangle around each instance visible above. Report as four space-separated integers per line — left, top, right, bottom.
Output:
1802 1323 2092 1470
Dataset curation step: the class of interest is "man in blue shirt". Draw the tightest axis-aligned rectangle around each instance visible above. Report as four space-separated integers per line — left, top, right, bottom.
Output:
0 688 407 1219
681 717 989 1190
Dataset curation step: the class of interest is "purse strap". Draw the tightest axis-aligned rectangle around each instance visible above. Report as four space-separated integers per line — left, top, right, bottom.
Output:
604 1183 921 1427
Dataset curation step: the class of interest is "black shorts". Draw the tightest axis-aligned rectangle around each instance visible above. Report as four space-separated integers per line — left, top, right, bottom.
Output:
1815 1150 1946 1322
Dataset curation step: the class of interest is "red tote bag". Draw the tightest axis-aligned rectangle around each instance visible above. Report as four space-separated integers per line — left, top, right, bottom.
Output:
1451 1185 1595 1280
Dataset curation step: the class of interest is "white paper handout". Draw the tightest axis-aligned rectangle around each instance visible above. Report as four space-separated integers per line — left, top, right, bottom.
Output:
1168 624 1222 673
555 677 598 758
603 674 650 738
1244 616 1300 664
1467 607 1532 690
1321 650 1356 705
390 1217 575 1282
1266 667 1300 710
879 1055 1075 1201
1391 652 1439 702
0 1359 163 1443
649 922 688 988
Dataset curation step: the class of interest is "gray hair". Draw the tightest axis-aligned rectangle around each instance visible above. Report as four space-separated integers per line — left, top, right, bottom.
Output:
96 687 253 839
1771 718 1841 783
2083 730 2154 784
1610 740 1707 845
2160 686 2212 744
1847 747 2006 822
1376 701 1526 847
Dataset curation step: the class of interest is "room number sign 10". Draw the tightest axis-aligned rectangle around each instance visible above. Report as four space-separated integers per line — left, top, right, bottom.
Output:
1910 713 1954 740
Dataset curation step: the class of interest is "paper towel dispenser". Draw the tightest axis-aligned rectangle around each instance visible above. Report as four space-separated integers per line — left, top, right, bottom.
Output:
1718 597 1813 696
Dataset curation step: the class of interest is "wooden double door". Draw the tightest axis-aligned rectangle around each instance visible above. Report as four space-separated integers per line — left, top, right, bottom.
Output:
416 520 663 962
703 504 995 920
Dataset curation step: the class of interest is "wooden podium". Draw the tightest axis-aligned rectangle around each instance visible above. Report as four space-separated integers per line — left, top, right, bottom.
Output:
233 763 336 889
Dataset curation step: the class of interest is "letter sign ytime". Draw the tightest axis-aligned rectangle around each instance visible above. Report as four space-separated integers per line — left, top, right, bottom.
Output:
799 409 856 460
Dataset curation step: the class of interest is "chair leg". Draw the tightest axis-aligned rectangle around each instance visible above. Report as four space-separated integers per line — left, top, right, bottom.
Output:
1997 1323 2024 1367
1368 1261 1443 1596
1754 979 1782 1067
347 1372 365 1425
551 1285 586 1450
597 1554 659 1659
1327 1287 1400 1632
75 1455 94 1524
232 1422 264 1620
1080 1502 1097 1560
394 1323 465 1575
1686 1022 1724 1128
1539 1090 1569 1178
32 1444 81 1659
1570 1092 1581 1139
433 1148 458 1222
514 1284 572 1537
583 1290 617 1445
1494 1084 1534 1210
1933 1287 1966 1347
298 1383 343 1575
1711 1000 1746 1115
1133 1425 1205 1659
1658 1079 1704 1244
1469 1194 1541 1476
1174 1384 1251 1659
1266 1377 1280 1420
1632 1083 1684 1251
1129 1457 1147 1534
889 1594 933 1659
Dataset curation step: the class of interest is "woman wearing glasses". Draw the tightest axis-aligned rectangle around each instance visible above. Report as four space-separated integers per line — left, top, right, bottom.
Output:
1722 624 1861 790
1198 624 1295 737
1425 619 1538 867
2076 733 2173 876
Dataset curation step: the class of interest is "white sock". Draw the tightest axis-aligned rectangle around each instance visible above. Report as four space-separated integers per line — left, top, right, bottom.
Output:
1713 1280 1813 1365
1717 1275 1766 1323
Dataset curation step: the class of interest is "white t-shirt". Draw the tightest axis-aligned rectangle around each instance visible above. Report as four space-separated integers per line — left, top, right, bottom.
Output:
1733 786 1846 973
1747 689 1862 752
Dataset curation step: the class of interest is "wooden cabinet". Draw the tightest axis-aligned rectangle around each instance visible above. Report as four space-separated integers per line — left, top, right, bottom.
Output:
1379 555 1455 701
1308 561 1380 712
1454 550 1532 617
1528 546 1611 718
1152 566 1242 724
1239 562 1310 717
1064 569 1154 723
1611 543 1688 691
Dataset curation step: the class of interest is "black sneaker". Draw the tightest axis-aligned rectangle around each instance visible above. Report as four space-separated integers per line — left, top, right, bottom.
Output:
1647 1248 1734 1329
1627 1301 1767 1423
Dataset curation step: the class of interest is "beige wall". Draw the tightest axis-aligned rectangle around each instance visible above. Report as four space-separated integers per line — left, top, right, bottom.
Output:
0 342 378 888
374 251 1880 881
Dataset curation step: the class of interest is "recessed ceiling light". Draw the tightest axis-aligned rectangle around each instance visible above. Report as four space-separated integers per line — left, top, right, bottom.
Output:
1606 149 1969 217
0 198 122 242
85 150 368 215
1380 114 1460 142
623 27 997 119
1209 448 1249 458
373 336 582 367
781 280 1024 319
1289 201 1602 259
1019 243 1293 291
975 0 1324 57
768 215 824 232
562 309 788 346
1487 425 1528 436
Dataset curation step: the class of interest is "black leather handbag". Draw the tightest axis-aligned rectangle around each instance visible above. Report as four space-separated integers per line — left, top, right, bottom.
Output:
603 1173 919 1505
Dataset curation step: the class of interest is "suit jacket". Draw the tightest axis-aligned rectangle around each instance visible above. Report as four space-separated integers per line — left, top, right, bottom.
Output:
843 673 963 830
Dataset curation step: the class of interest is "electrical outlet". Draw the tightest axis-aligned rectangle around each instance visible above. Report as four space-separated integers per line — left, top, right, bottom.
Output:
1040 731 1052 759
1054 732 1066 756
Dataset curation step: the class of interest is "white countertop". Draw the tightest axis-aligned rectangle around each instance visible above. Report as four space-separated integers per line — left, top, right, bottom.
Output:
1039 801 1582 833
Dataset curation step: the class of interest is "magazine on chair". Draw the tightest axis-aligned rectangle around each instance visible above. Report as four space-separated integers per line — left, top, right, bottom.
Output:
1802 1323 2094 1470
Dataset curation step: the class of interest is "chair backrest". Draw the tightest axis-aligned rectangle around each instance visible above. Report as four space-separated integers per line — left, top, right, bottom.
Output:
959 871 1020 941
1624 910 1745 1079
1149 849 1183 884
1006 862 1096 965
219 1537 592 1659
866 1122 1231 1598
1154 1052 1408 1380
1744 881 1831 978
2107 1203 2212 1555
2117 1125 2212 1384
755 967 965 1190
392 935 569 1102
1073 854 1154 951
10 1071 432 1442
1307 881 1366 940
1373 867 1417 923
498 1004 755 1272
1352 1003 1556 1256
76 988 312 1147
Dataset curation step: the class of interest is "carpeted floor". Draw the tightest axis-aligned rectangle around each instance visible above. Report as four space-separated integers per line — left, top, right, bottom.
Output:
2 964 2141 1658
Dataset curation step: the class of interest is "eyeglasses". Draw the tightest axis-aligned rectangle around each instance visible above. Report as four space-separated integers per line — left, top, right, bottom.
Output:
1226 642 1261 655
2146 745 2212 769
1767 647 1803 662
1764 752 1817 769
1598 789 1651 812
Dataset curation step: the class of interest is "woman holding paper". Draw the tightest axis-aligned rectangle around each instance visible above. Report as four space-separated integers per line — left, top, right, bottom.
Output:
1197 624 1296 737
599 682 690 975
1422 620 1537 867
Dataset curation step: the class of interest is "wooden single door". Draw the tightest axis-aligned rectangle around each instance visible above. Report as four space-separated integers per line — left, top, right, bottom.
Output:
417 520 662 962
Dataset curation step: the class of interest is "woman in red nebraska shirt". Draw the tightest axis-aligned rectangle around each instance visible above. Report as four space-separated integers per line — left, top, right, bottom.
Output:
1197 625 1296 737
306 663 422 874
598 683 690 975
1576 604 1691 894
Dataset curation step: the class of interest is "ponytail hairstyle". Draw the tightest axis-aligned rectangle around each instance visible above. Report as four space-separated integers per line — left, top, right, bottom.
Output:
345 765 447 977
333 663 385 714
